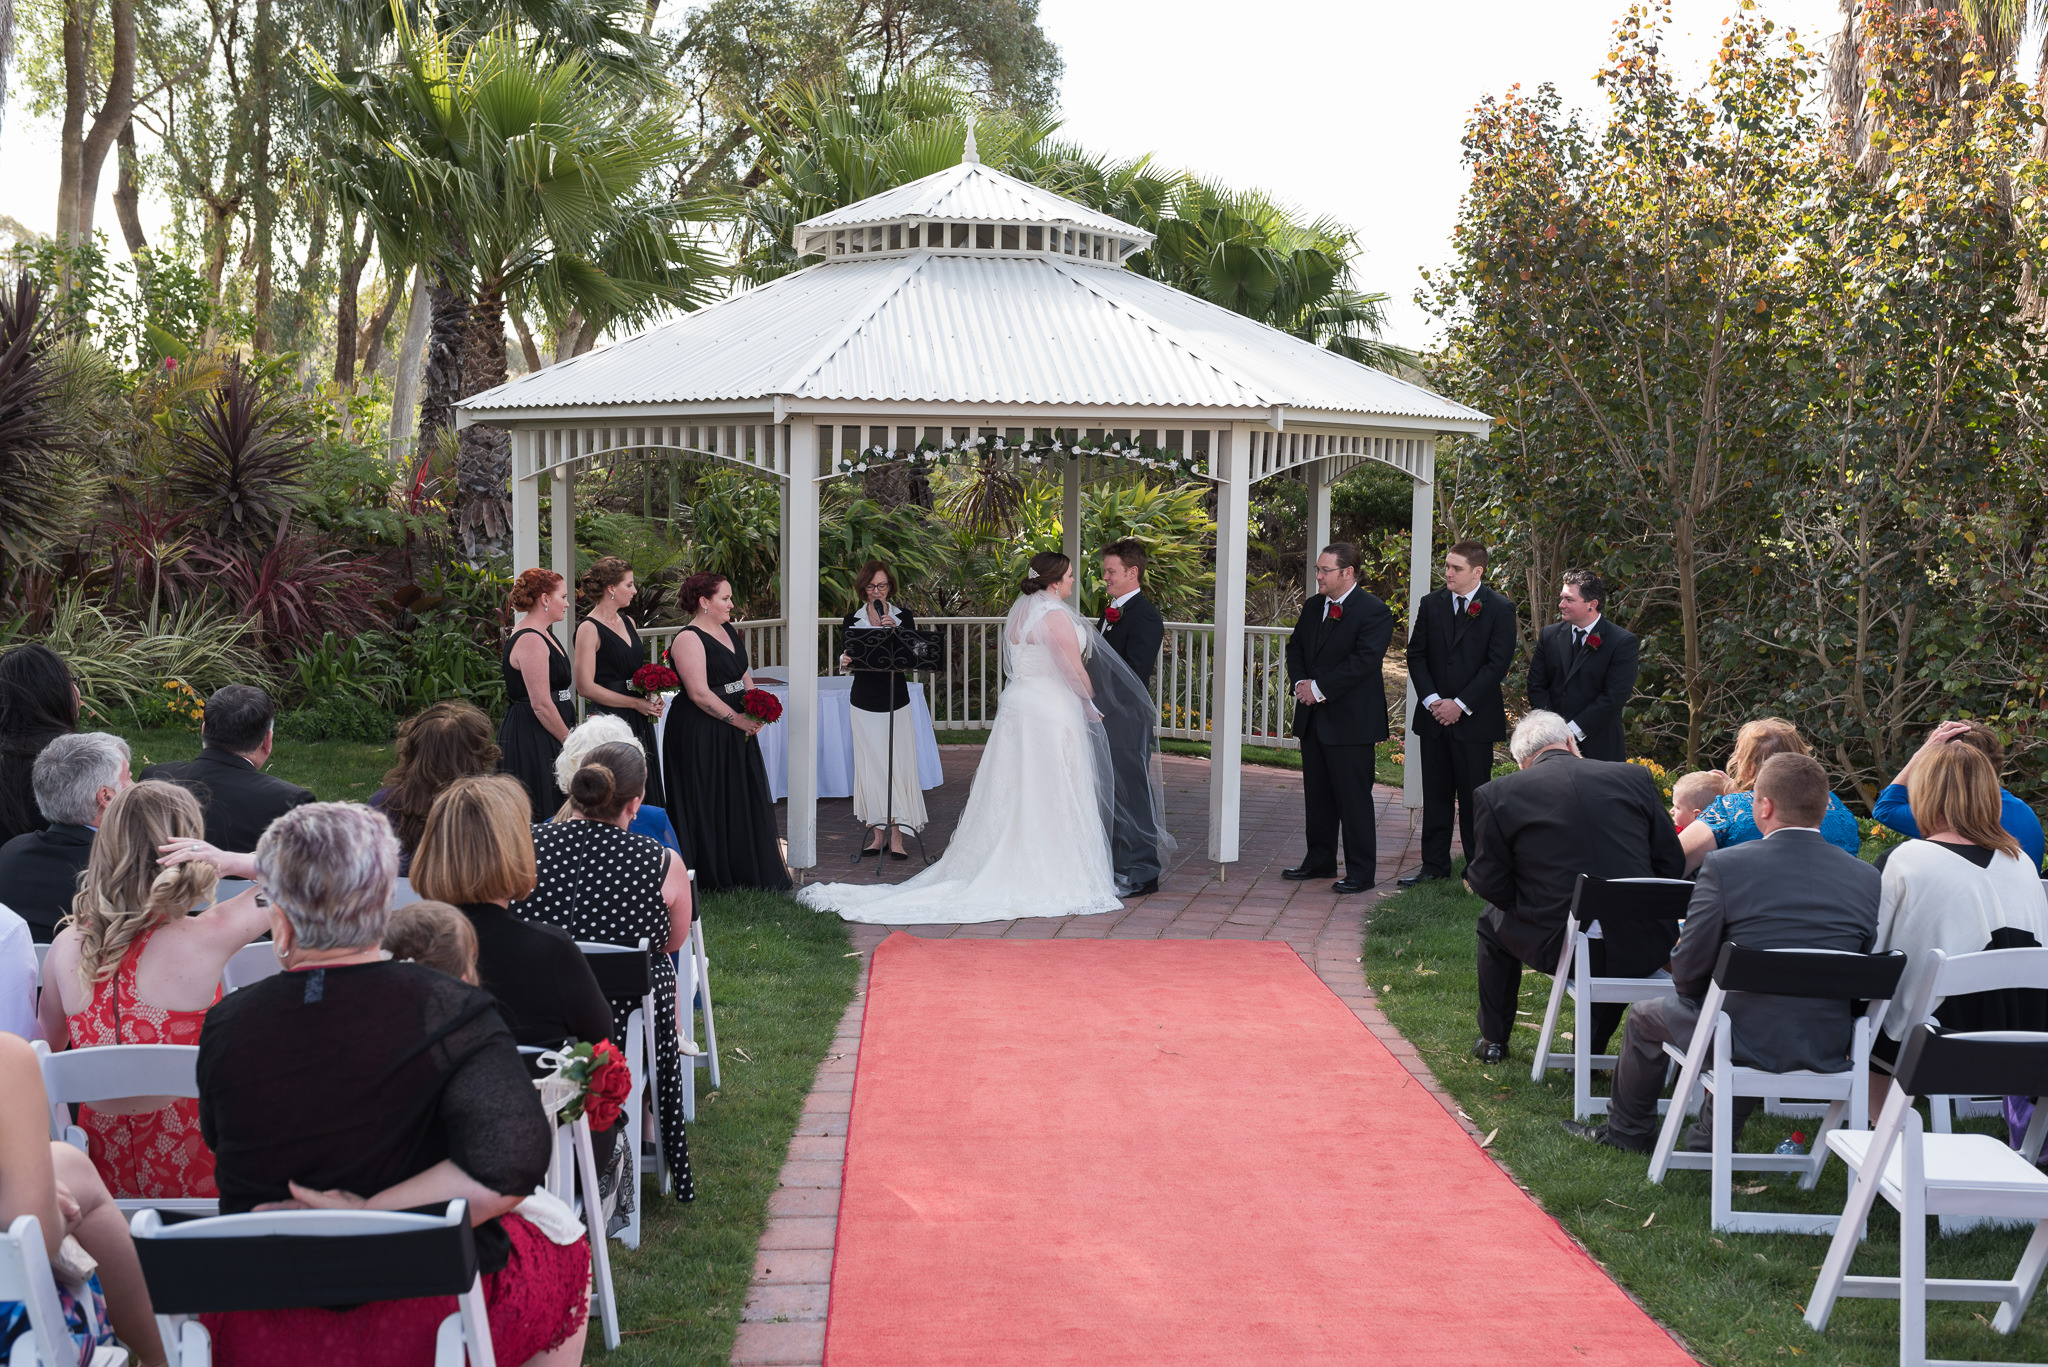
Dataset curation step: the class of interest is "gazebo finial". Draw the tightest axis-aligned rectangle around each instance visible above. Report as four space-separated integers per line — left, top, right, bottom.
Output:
962 121 979 165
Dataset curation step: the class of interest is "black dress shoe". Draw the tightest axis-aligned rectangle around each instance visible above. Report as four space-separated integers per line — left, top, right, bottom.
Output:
860 846 881 858
1470 1037 1507 1064
1119 878 1159 897
1560 1118 1653 1155
889 850 908 861
1332 877 1374 895
1282 865 1337 881
1397 869 1450 888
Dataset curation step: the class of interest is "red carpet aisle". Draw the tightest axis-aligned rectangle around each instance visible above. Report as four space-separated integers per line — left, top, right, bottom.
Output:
824 935 1695 1366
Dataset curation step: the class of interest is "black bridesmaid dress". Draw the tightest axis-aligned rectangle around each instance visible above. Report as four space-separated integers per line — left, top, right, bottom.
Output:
662 624 791 892
585 615 664 804
499 627 575 823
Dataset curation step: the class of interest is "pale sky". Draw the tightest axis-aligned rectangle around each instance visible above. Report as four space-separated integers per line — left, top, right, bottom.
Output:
2 0 1855 350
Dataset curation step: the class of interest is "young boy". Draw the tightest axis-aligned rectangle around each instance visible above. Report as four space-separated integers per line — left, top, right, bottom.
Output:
1669 769 1731 832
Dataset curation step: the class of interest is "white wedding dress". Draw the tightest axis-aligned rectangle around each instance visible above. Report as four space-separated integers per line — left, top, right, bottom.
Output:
798 591 1123 923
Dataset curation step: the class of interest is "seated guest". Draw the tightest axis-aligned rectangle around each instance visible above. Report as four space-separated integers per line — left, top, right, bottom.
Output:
383 900 481 985
36 782 270 1199
408 775 613 1051
1680 717 1861 871
141 686 313 852
0 644 80 848
1669 769 1729 833
517 744 696 1204
0 732 131 942
1872 720 2044 872
0 904 34 1040
1566 753 1881 1154
1463 710 1687 1066
369 701 501 875
1872 742 2048 1082
0 1033 166 1366
555 714 682 854
195 803 589 1367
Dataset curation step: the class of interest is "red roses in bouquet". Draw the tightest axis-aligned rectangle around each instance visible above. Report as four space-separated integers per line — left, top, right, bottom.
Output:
743 688 783 724
633 662 679 694
582 1040 633 1131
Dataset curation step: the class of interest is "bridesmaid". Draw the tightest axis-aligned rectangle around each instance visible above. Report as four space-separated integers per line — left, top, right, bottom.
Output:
572 555 665 804
662 573 791 892
498 569 575 823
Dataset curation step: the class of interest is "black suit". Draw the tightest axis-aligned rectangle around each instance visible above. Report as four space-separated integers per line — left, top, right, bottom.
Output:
1406 582 1517 876
0 823 94 943
1286 586 1394 880
1099 592 1165 886
1525 616 1640 762
141 747 315 853
1603 829 1880 1147
1464 749 1687 1049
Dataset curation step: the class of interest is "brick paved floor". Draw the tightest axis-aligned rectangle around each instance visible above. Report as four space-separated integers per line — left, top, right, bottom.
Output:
732 748 1477 1366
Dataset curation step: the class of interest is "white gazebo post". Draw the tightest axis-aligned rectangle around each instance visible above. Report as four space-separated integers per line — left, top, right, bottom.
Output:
1403 439 1436 811
784 421 823 866
551 460 577 649
1061 461 1083 580
512 430 540 574
1207 425 1253 865
1307 463 1333 587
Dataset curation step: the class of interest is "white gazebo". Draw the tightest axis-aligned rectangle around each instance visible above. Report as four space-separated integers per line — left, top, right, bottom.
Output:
456 142 1490 873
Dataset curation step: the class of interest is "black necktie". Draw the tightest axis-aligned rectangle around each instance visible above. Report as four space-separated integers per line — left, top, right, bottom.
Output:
1573 626 1587 649
1454 595 1466 618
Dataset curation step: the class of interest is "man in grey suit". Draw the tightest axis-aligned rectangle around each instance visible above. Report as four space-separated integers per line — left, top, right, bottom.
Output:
1566 752 1880 1154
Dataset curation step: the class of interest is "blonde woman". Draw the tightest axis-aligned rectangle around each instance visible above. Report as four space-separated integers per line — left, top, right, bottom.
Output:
36 780 269 1199
1677 717 1862 872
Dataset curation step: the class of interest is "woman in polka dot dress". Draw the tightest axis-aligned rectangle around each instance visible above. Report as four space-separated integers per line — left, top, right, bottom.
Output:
514 741 697 1202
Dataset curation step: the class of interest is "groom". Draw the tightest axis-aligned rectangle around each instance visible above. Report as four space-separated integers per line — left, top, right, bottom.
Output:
1099 539 1165 897
1285 543 1395 894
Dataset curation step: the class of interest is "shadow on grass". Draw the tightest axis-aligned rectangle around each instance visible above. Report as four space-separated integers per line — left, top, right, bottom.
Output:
1365 873 2047 1367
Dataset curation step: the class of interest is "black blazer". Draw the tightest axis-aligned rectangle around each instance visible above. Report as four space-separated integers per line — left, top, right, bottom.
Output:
1525 617 1641 762
1465 749 1687 971
1285 588 1395 748
1099 592 1165 688
0 823 94 942
458 901 615 1051
1670 830 1881 1074
1405 583 1517 744
141 747 316 853
841 604 917 713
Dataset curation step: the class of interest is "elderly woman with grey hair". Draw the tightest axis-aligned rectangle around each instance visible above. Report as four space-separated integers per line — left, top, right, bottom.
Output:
192 802 591 1367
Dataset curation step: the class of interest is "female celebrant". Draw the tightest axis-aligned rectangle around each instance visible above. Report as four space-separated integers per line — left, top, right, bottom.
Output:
839 560 925 859
573 555 665 803
662 573 791 892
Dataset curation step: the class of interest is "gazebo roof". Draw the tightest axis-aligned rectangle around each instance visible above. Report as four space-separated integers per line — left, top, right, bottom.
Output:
458 158 1487 432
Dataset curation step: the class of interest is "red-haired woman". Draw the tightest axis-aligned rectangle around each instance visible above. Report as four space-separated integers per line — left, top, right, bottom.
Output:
500 569 576 823
661 574 790 892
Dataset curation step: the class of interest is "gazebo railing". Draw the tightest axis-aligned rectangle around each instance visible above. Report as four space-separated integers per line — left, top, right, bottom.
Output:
638 619 1301 750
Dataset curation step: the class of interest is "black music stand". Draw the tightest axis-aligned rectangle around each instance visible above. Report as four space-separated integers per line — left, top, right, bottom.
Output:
843 627 943 877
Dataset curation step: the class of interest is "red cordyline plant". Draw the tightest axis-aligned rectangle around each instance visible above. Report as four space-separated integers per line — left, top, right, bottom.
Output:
0 276 75 579
185 517 383 657
166 354 313 545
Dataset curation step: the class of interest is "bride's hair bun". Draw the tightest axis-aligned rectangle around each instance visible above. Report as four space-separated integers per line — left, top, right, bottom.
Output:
1019 551 1071 596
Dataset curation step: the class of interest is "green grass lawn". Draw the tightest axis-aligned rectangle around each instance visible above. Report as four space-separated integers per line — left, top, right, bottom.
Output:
109 723 397 800
1365 871 2048 1366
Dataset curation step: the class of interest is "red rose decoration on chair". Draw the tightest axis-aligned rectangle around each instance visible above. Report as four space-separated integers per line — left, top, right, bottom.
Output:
633 663 679 694
582 1040 633 1132
1104 606 1122 624
1328 603 1344 622
1466 598 1483 617
1585 633 1603 652
743 688 783 723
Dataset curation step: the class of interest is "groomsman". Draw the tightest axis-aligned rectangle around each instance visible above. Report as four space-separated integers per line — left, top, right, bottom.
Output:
1399 540 1516 887
1099 539 1165 896
1284 543 1395 894
1525 570 1639 764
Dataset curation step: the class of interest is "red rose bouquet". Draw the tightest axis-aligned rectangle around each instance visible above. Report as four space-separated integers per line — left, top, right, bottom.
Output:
581 1040 634 1131
633 662 679 694
743 688 783 723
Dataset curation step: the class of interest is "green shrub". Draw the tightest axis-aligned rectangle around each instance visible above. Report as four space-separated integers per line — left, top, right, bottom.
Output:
275 695 395 744
25 592 275 716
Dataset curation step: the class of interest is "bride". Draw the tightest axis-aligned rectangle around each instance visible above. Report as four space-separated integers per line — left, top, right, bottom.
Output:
799 551 1172 924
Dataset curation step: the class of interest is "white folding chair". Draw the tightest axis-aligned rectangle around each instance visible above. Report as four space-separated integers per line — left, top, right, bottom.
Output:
578 939 656 1247
1804 1018 2048 1365
33 942 50 978
1 1214 127 1366
678 877 720 1121
219 943 280 993
390 876 423 909
33 1041 216 1216
130 1202 494 1367
529 1064 620 1353
1530 874 1694 1119
1648 943 1908 1234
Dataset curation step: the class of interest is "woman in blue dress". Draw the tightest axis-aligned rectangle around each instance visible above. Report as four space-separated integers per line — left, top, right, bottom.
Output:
1679 717 1863 872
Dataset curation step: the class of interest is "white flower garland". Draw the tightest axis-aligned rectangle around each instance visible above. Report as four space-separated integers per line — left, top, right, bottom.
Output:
835 428 1207 481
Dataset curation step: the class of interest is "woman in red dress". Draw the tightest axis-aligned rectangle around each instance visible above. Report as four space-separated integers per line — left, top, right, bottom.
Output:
36 781 270 1200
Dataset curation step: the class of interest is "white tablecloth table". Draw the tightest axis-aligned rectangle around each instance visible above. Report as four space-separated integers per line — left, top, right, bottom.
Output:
653 676 943 802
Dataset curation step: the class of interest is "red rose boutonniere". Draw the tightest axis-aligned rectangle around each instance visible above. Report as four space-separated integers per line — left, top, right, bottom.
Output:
1328 603 1344 622
1466 598 1483 618
1104 606 1122 624
1585 633 1603 652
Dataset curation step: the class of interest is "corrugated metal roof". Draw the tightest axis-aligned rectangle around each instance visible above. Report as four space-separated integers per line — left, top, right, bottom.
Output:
797 161 1150 243
461 256 1486 426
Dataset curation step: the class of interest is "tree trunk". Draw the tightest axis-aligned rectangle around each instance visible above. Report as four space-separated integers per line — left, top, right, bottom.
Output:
454 282 513 565
552 309 590 363
416 276 469 466
357 274 402 379
249 0 275 349
112 116 147 263
54 0 136 253
332 212 372 388
508 303 544 372
388 265 430 464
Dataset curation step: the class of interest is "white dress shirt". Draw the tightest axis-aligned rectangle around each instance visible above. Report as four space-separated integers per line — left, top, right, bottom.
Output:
0 904 40 1042
1108 589 1140 613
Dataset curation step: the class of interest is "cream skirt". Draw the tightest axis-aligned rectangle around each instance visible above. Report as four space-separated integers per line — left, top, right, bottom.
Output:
850 703 927 830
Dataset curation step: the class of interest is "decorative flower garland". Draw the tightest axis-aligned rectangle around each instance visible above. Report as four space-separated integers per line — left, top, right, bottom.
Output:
835 429 1207 481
